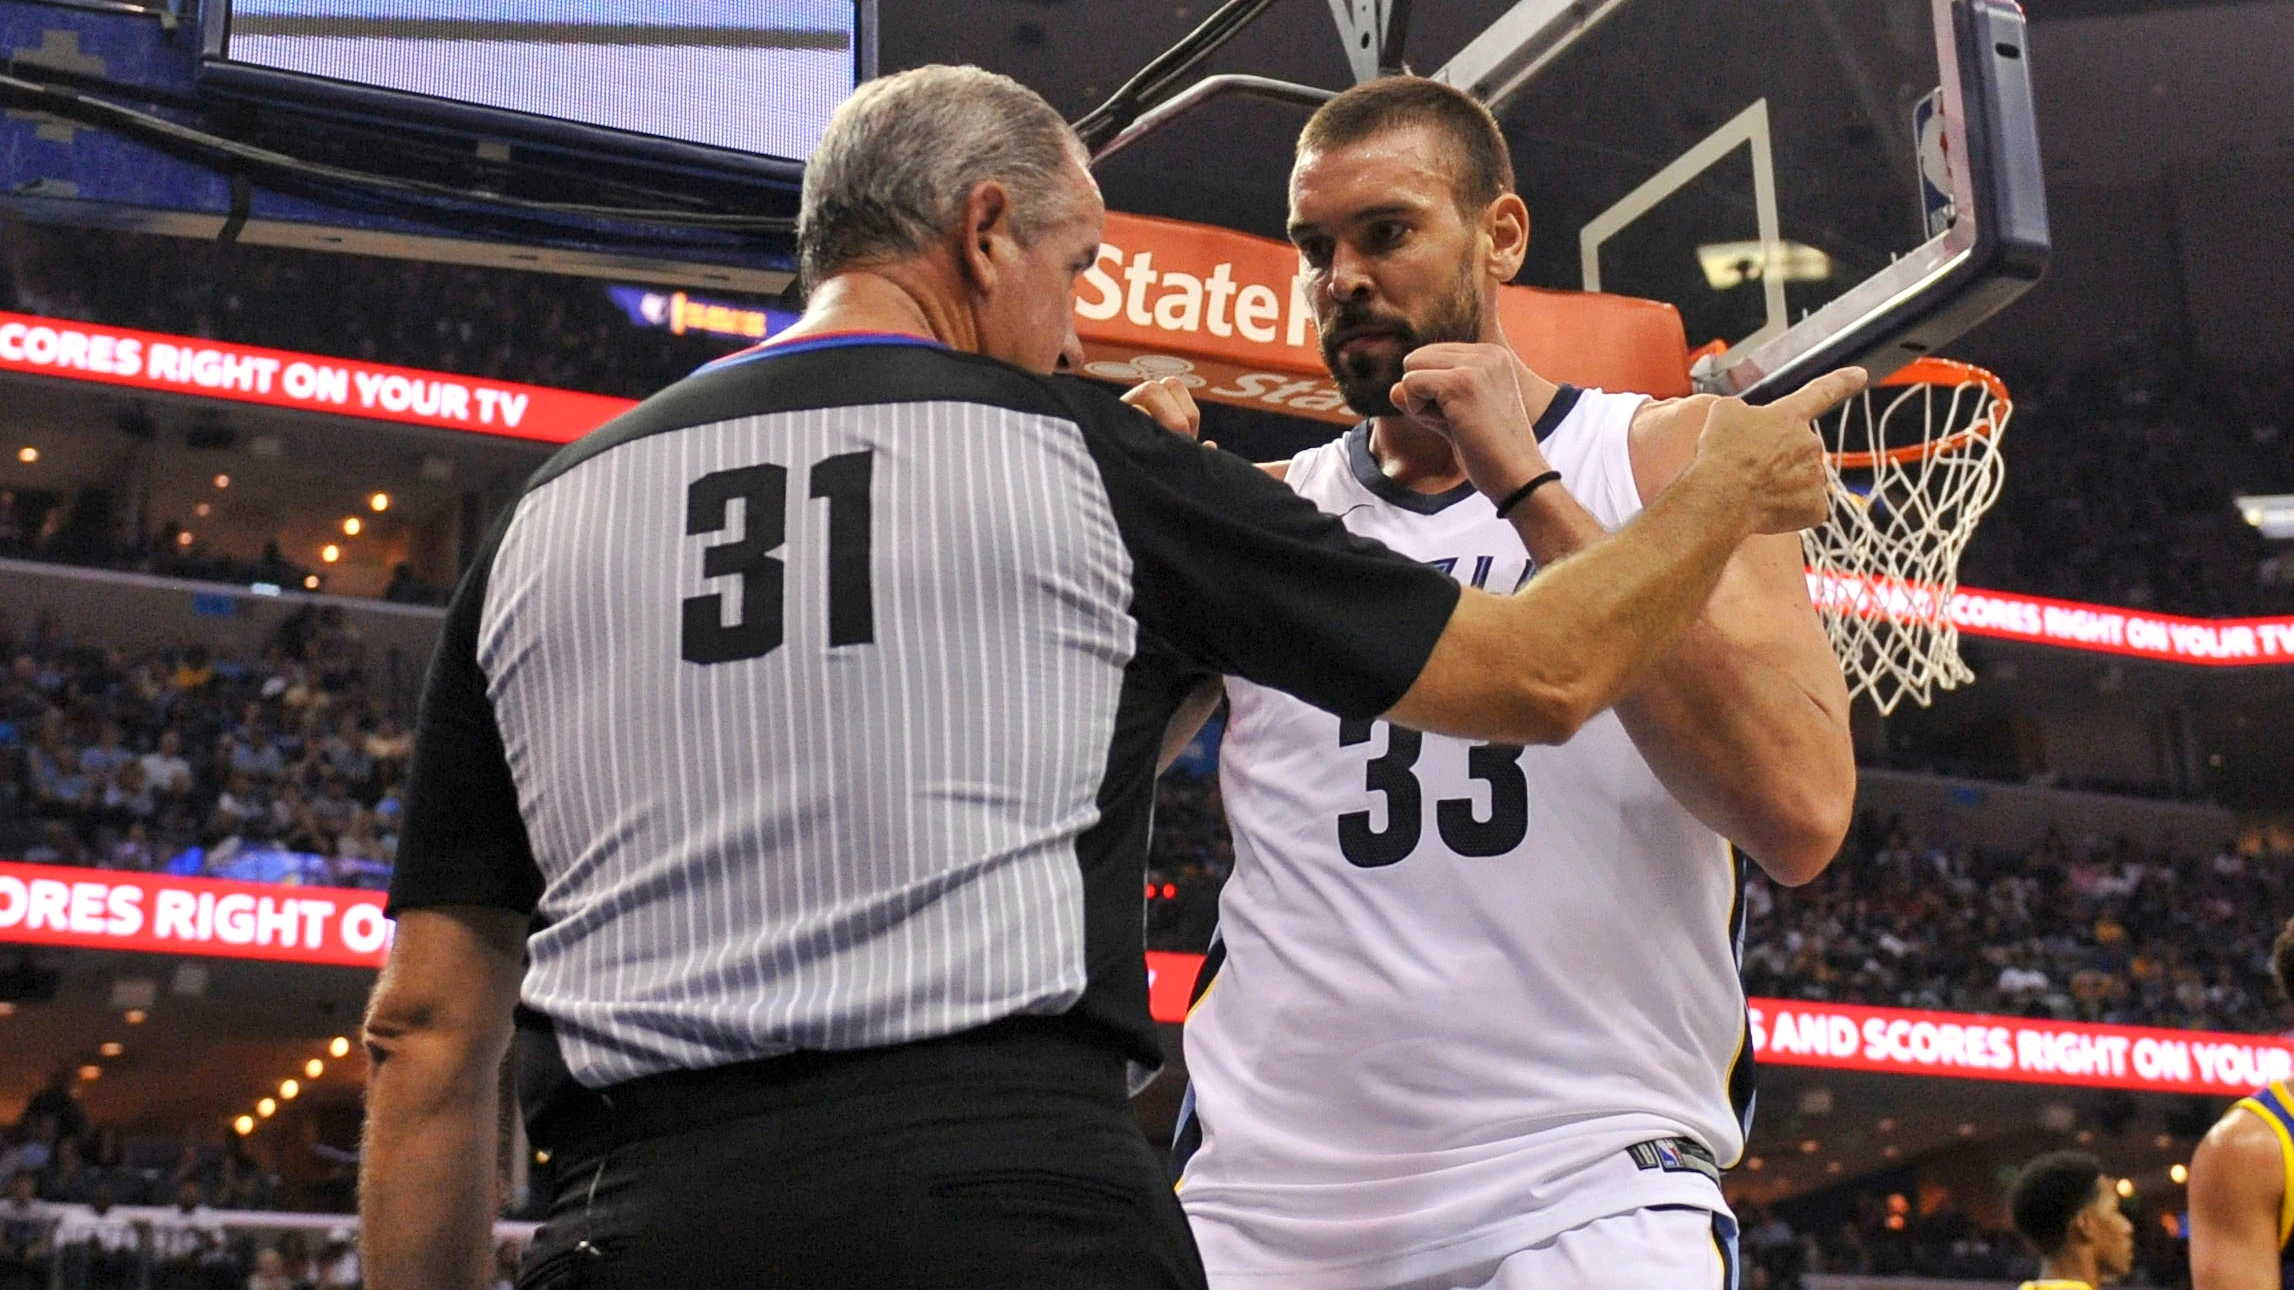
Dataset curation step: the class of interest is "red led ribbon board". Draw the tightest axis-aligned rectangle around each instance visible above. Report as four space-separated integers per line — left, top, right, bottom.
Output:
0 862 390 968
4 307 2293 666
0 312 634 445
1142 950 2294 1095
1748 997 2294 1096
6 886 2284 1095
1815 573 2294 667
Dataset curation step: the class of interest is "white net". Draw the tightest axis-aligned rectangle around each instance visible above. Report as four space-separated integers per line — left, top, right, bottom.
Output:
1800 358 2012 715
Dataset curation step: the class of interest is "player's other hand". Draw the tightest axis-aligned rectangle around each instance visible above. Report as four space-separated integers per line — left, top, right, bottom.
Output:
1123 376 1205 442
1689 367 1867 535
1388 343 1547 498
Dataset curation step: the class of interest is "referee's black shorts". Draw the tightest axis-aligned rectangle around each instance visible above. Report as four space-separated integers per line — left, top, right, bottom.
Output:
517 1017 1207 1289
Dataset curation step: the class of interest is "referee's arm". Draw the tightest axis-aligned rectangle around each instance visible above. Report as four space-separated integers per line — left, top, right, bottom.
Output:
361 906 523 1290
363 523 544 1290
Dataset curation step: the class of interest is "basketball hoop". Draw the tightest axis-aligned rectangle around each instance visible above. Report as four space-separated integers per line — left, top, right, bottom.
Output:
1800 357 2013 715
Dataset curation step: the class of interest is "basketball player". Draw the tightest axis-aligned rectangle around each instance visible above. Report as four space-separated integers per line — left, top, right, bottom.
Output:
1167 78 1856 1288
2189 916 2294 1289
2006 1150 2136 1289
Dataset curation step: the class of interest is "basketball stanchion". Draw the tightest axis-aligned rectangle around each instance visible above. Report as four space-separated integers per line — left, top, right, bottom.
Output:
1800 358 2013 715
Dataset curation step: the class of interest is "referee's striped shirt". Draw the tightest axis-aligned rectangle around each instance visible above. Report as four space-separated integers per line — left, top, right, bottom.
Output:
387 333 1459 1093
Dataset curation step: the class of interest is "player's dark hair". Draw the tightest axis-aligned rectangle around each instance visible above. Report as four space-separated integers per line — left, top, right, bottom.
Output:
2009 1150 2104 1256
1296 76 1514 214
2274 914 2294 1002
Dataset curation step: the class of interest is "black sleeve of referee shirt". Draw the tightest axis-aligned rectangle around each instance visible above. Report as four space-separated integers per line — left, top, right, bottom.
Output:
386 526 543 918
1058 380 1462 719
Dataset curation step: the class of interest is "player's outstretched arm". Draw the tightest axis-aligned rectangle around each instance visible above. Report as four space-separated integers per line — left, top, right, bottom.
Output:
1505 388 1852 883
1386 367 1863 746
359 906 525 1290
2189 1108 2286 1290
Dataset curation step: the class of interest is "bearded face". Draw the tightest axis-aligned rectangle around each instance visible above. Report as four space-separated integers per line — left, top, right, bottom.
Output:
1317 257 1485 417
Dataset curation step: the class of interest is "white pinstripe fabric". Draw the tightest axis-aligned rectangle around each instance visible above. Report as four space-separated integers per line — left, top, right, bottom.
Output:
476 401 1137 1087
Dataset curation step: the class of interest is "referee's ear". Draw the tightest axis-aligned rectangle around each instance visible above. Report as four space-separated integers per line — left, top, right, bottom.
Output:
957 178 1018 293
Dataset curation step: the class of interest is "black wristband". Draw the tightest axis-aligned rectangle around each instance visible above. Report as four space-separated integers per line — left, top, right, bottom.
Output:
1492 470 1563 519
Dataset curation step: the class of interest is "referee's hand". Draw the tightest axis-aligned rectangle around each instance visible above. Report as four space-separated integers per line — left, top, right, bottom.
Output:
1122 376 1209 445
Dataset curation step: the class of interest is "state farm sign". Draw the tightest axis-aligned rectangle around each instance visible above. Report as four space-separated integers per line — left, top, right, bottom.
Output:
1070 212 1696 425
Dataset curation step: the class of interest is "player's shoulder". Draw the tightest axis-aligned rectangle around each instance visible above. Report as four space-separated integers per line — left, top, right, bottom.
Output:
2195 1096 2290 1179
2217 1094 2292 1144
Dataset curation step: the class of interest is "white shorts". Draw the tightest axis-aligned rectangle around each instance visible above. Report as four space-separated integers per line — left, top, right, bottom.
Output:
1429 1206 1740 1290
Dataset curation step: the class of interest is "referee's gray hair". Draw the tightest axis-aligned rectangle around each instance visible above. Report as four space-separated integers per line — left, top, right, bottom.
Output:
798 65 1085 290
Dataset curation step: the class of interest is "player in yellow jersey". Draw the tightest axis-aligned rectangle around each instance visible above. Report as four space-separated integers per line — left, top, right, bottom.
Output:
2190 917 2294 1290
2007 1150 2135 1290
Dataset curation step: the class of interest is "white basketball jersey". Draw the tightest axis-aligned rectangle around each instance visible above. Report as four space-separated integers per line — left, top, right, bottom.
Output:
1178 387 1753 1287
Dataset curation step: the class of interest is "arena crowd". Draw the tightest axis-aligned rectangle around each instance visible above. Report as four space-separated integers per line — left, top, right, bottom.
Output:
0 612 412 890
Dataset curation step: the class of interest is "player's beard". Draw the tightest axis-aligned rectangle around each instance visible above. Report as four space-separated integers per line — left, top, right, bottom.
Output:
1320 263 1485 417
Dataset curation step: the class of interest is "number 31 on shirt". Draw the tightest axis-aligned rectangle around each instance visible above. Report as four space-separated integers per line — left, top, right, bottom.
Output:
680 449 874 665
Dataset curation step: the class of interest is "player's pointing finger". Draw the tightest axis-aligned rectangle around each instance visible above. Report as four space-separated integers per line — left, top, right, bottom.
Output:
1766 367 1870 424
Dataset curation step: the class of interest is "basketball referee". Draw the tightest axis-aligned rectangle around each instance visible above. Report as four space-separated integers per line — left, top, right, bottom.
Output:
357 64 1862 1289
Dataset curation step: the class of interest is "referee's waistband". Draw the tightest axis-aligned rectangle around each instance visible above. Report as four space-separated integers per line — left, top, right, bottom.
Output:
524 1014 1131 1155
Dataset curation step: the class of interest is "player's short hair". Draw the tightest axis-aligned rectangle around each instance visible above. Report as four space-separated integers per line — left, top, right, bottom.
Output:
797 65 1083 290
1295 76 1515 214
2274 914 2294 1002
2009 1150 2105 1256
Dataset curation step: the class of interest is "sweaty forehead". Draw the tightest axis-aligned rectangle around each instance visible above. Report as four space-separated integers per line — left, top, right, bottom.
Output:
1289 127 1461 225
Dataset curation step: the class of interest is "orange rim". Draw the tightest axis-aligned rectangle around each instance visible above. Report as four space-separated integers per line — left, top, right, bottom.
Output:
1829 357 2011 470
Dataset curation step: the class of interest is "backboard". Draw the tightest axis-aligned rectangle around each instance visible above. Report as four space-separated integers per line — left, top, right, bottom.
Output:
1435 0 2047 401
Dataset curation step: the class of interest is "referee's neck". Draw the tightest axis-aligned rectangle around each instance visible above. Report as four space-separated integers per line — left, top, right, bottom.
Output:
781 268 964 352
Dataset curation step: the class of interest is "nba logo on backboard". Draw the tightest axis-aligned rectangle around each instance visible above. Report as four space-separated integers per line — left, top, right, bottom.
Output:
1915 88 1954 240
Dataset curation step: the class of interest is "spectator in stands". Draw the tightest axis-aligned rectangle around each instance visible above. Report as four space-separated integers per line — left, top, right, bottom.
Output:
224 733 285 783
1999 952 2051 999
381 564 440 606
308 609 363 694
51 1184 136 1290
97 763 154 831
314 1228 359 1290
39 1138 92 1205
0 1120 56 1184
207 772 263 841
151 1179 229 1290
2008 1150 2136 1290
22 1074 88 1146
243 1248 294 1290
140 732 192 800
34 745 95 817
79 726 131 779
0 1171 50 1290
110 824 155 871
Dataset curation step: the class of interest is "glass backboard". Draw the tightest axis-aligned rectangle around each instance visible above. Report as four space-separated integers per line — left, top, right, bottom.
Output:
1436 0 2048 401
